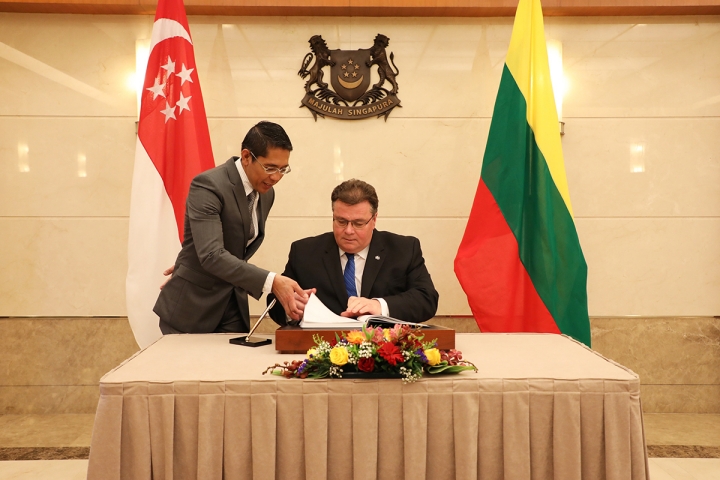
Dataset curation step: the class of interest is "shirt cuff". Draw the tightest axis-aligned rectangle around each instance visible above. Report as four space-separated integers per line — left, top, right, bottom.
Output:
262 272 276 294
376 298 389 317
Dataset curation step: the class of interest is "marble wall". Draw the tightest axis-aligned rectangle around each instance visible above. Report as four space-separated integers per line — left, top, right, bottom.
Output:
0 14 719 318
0 318 138 414
592 317 720 414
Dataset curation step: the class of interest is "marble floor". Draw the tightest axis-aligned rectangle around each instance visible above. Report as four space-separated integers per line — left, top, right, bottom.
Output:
1 459 719 480
0 414 718 479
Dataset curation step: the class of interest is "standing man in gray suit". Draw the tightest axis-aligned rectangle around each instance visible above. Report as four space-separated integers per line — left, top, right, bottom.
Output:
154 121 306 334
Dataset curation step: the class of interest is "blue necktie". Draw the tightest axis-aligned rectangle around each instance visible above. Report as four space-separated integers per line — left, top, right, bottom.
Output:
344 254 357 297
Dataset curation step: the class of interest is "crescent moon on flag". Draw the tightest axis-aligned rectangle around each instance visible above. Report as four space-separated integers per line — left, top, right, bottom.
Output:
337 75 364 89
150 19 193 52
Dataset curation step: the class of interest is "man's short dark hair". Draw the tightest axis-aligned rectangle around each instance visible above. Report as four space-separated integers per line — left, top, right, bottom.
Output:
241 121 293 158
331 179 379 215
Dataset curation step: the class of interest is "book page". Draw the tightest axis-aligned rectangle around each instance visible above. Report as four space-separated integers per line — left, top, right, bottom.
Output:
301 293 361 329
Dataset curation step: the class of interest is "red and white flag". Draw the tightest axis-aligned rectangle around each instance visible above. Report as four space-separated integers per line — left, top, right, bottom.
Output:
126 0 214 348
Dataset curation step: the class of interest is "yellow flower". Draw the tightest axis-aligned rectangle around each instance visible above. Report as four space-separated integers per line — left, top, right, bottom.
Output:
307 347 317 358
346 331 365 345
329 346 349 366
424 348 441 366
383 328 392 341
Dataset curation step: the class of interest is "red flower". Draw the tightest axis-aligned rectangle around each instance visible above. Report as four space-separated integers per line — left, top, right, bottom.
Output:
441 349 463 365
377 342 404 366
358 357 375 372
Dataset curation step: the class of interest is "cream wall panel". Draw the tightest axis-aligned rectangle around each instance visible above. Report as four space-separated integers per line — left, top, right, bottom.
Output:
196 16 720 119
2 15 719 119
192 17 510 119
208 117 488 217
7 214 712 318
0 14 147 117
550 18 720 118
0 218 128 316
577 218 720 316
0 14 508 119
564 118 720 217
0 117 135 217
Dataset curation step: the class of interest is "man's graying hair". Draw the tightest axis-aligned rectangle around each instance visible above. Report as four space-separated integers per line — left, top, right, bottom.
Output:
241 121 293 158
331 179 379 215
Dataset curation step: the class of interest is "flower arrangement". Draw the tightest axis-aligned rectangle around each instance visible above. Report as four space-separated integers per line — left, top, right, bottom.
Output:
263 324 477 383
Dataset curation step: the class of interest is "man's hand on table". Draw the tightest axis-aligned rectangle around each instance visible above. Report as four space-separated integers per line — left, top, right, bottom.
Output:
340 296 382 317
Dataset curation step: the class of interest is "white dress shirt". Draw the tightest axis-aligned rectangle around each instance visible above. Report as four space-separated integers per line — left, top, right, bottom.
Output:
236 158 275 294
339 245 390 316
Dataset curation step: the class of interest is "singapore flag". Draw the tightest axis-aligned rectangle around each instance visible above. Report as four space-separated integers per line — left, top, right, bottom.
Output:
126 0 214 348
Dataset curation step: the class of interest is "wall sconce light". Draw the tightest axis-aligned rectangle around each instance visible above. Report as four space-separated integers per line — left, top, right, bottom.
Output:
630 144 646 173
18 143 29 173
546 39 566 136
78 153 87 178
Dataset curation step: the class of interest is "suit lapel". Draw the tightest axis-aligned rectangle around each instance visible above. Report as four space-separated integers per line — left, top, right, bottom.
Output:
361 230 385 297
256 189 271 238
322 235 349 304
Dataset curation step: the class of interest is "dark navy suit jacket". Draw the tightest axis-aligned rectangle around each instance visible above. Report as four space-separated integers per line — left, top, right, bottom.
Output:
269 230 439 325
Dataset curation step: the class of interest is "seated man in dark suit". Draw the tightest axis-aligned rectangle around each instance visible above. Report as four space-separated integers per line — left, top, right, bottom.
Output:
269 179 439 325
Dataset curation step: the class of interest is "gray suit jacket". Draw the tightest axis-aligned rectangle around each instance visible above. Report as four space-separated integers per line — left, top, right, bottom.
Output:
154 157 273 333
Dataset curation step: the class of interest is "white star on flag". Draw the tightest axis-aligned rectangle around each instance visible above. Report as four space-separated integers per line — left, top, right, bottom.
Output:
160 102 176 122
176 92 192 114
161 56 176 75
177 63 194 85
146 78 166 100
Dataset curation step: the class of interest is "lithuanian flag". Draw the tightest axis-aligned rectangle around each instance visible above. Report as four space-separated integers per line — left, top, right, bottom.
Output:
454 0 591 346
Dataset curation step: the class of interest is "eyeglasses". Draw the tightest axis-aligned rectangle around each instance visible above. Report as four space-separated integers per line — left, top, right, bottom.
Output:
250 151 292 175
333 215 375 230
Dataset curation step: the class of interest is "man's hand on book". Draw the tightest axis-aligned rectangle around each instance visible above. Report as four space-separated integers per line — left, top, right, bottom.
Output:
340 296 381 317
290 288 316 322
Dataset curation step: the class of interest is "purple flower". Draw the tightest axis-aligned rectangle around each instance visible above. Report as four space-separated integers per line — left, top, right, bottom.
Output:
297 359 309 374
416 349 428 363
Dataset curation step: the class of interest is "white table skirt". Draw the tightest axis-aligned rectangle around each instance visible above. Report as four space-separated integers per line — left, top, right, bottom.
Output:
87 333 649 480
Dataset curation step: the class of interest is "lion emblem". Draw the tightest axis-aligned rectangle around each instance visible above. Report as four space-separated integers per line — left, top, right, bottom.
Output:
366 34 399 94
297 33 401 120
298 35 336 93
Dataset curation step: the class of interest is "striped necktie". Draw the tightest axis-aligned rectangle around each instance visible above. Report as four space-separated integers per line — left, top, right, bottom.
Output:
247 191 257 239
344 253 357 297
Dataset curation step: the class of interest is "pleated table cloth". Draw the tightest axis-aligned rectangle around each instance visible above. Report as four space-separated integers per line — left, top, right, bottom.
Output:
87 333 649 480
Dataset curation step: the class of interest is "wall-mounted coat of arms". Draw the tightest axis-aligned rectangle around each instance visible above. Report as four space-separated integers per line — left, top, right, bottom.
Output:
298 34 400 121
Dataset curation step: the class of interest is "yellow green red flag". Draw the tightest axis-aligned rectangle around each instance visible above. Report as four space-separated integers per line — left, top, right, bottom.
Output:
454 0 591 345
